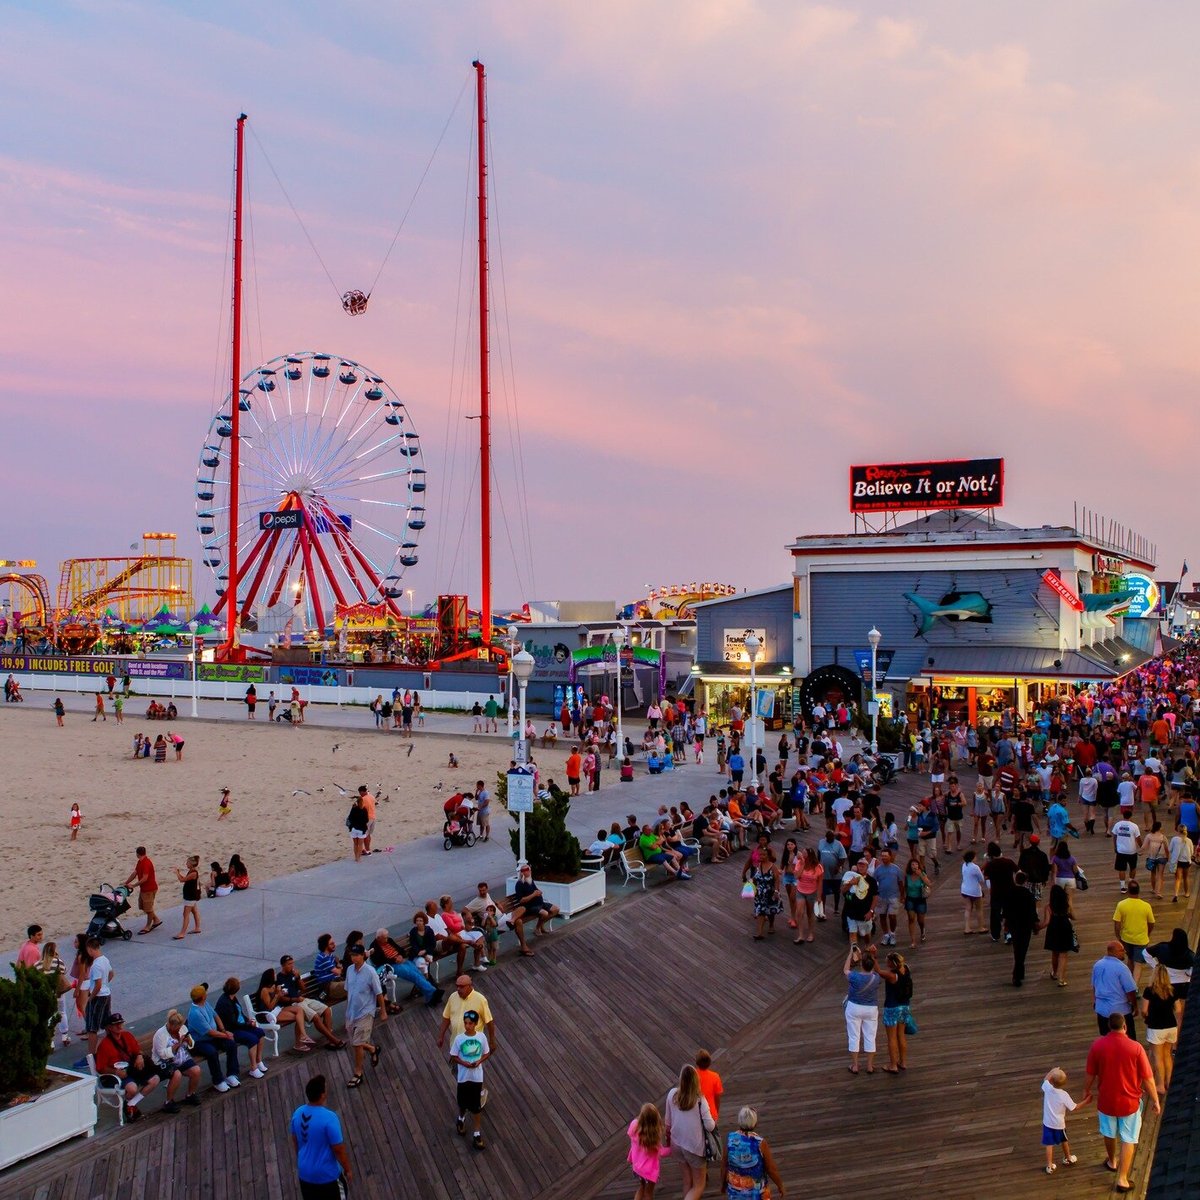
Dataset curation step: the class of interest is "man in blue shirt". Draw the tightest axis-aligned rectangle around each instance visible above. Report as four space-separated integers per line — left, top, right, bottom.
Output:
184 983 234 1091
291 1073 351 1198
873 850 904 946
1091 941 1139 1042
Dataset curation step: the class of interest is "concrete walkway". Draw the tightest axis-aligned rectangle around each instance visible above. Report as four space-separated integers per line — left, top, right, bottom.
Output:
18 711 725 1057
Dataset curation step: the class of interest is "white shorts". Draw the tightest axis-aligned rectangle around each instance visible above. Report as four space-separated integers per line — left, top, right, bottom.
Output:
1147 1026 1178 1046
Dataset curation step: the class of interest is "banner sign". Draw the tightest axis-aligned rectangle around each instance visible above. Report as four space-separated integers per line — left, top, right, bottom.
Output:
277 666 340 687
1041 569 1085 612
197 663 267 683
722 628 768 664
1124 572 1160 618
852 648 895 684
755 689 776 719
260 510 304 530
849 458 1004 513
0 654 186 679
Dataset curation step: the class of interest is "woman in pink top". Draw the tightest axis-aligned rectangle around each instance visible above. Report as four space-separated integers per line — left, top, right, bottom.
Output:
627 1102 669 1198
793 847 824 944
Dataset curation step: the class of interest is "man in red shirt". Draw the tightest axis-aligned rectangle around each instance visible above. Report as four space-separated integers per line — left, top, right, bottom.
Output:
1082 1013 1160 1191
94 1013 160 1121
565 750 582 796
122 846 160 934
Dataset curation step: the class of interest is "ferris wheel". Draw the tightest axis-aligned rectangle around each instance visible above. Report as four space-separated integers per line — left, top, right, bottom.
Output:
196 351 426 633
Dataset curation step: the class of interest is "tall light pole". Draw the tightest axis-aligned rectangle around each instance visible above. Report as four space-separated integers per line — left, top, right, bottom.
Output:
406 588 414 619
187 620 200 719
744 632 761 786
868 626 882 755
506 623 520 739
512 648 535 866
612 627 625 756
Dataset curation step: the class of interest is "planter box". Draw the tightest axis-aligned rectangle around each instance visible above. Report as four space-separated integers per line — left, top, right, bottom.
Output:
506 869 607 918
0 1067 97 1170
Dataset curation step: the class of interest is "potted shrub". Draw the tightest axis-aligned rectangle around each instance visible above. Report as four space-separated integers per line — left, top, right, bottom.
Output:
0 966 97 1169
499 775 606 916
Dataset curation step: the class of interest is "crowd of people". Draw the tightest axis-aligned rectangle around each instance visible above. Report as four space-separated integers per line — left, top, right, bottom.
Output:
15 646 1200 1196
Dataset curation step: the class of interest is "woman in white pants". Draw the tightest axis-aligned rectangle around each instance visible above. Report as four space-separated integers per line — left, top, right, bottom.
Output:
37 941 73 1047
843 944 882 1074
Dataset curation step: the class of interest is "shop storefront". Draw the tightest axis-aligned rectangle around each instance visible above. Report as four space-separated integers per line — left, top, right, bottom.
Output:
691 585 796 728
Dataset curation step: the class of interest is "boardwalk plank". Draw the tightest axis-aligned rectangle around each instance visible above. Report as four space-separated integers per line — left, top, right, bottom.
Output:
2 768 1196 1200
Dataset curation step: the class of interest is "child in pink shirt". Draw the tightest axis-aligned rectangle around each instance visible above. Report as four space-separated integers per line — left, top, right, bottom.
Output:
627 1103 669 1198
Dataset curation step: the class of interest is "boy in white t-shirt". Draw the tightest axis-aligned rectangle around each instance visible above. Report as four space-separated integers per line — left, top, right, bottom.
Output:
1041 1066 1087 1174
449 1010 491 1151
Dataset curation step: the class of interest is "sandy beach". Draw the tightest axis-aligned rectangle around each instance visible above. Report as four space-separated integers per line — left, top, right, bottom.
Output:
0 702 548 948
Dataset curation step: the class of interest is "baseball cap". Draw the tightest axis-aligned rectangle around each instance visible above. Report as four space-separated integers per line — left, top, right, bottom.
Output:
103 1012 125 1026
1029 834 1040 845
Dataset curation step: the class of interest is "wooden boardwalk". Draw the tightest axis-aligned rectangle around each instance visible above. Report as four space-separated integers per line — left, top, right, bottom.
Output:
2 768 1196 1200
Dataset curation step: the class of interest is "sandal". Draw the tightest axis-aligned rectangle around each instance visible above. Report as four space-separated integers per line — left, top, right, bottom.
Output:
370 1045 383 1068
172 934 185 940
325 1039 346 1050
520 948 535 957
847 1066 859 1075
347 1074 364 1088
882 1067 899 1074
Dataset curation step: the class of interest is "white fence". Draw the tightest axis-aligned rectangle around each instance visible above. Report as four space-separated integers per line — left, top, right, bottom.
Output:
2 673 498 713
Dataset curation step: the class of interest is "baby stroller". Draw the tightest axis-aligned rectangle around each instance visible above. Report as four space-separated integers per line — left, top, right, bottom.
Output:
86 884 133 943
442 794 477 850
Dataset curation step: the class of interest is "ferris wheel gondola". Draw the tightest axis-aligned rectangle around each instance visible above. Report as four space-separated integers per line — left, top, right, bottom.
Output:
196 351 426 634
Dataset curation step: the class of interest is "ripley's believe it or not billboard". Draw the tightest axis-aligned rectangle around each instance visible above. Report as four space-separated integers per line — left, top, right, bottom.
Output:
850 458 1004 513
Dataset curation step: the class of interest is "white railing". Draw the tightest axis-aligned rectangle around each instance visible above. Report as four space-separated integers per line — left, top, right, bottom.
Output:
2 673 497 713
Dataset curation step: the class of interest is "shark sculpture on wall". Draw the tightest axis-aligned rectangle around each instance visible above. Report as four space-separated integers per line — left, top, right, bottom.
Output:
1080 591 1135 629
904 590 993 636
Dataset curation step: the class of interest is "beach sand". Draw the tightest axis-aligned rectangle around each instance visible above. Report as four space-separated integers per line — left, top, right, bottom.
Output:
0 705 547 948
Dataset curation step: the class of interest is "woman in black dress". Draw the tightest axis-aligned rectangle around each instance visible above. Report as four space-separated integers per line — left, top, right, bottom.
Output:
173 855 201 939
1041 883 1076 986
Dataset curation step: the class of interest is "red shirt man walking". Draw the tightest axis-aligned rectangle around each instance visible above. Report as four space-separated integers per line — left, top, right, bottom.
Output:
1082 1013 1160 1192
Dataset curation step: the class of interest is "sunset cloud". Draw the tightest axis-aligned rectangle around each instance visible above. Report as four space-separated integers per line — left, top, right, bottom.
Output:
0 2 1197 604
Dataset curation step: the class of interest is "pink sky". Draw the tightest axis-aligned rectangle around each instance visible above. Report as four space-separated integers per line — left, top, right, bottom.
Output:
2 2 1196 613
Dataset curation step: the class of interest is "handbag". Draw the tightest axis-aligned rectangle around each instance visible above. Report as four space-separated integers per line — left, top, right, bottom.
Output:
1074 868 1089 892
1069 921 1080 953
703 1124 721 1161
814 898 825 919
904 1011 919 1036
740 881 754 900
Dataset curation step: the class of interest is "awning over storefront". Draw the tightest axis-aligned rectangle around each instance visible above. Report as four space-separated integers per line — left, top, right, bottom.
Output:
910 642 1154 682
1076 637 1155 677
694 661 793 684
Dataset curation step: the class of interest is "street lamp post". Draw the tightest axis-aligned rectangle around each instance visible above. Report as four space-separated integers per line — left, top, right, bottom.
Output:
506 623 520 740
511 648 535 866
406 588 414 619
612 627 625 757
187 620 200 718
867 626 882 755
744 632 761 786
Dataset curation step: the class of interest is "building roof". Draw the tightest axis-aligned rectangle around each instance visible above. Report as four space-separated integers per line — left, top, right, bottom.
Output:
789 518 1156 571
690 584 791 611
914 638 1154 681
